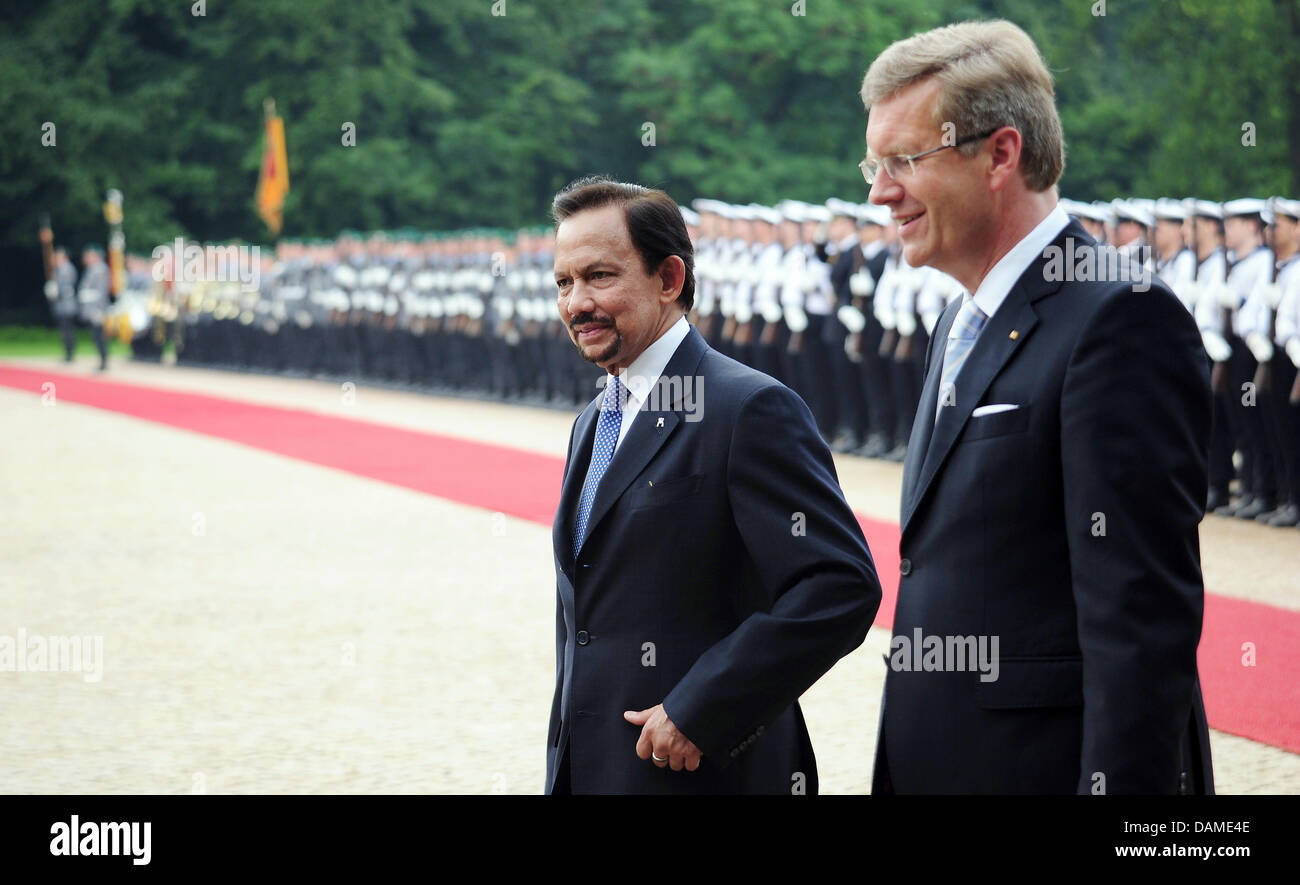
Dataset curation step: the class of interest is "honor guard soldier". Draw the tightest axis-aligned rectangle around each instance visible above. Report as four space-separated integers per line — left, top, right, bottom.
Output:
46 246 79 361
824 199 871 452
1253 198 1300 527
1214 198 1275 519
78 247 111 371
844 203 895 457
1268 198 1300 528
1111 198 1156 273
1153 198 1197 314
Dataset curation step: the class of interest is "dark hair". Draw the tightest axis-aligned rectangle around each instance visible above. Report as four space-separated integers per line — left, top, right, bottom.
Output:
551 175 695 312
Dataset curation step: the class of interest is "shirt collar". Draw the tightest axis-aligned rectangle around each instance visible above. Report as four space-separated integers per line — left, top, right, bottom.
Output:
613 315 691 409
969 204 1071 321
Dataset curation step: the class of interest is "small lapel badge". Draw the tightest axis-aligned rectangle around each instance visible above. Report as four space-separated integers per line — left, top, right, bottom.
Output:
656 417 664 428
648 480 654 486
1009 330 1020 340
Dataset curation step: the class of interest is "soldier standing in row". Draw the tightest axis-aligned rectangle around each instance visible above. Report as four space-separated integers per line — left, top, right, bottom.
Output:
1215 199 1276 519
45 246 79 361
78 247 111 371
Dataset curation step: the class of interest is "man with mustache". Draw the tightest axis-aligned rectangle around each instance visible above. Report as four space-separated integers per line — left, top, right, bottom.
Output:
545 176 882 794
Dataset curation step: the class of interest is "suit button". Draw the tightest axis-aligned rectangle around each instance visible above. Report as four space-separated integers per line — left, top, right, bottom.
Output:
899 558 912 576
576 630 590 646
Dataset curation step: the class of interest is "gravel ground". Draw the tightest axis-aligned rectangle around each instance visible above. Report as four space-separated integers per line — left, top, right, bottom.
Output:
2 356 1297 793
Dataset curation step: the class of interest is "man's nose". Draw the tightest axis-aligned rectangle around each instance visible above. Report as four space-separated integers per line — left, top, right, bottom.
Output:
562 284 597 322
869 172 902 205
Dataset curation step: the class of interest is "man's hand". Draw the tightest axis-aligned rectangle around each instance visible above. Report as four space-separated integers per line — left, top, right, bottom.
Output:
624 705 702 772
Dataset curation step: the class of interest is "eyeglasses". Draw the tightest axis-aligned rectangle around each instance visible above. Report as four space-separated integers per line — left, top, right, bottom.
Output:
859 127 1001 186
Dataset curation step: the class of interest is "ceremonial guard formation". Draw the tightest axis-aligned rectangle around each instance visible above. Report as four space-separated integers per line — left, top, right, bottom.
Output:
46 195 1300 530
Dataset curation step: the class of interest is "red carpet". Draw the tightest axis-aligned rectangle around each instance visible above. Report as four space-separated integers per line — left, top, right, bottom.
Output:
2 363 1295 754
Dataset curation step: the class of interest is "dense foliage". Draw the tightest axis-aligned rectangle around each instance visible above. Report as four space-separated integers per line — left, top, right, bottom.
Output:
2 0 1295 315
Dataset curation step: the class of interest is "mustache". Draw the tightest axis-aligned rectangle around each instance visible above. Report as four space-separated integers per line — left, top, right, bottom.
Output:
569 313 614 331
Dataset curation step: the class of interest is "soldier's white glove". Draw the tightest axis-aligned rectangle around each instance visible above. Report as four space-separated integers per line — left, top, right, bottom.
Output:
44 280 58 300
783 304 808 333
849 271 874 297
896 309 917 337
761 301 783 324
1245 332 1274 364
1287 337 1300 369
1261 282 1285 309
921 311 940 336
1214 282 1240 309
1201 330 1233 362
734 301 753 323
837 304 866 333
874 295 896 330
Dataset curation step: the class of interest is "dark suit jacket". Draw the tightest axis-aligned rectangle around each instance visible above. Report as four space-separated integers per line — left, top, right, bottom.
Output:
547 325 882 794
873 220 1215 794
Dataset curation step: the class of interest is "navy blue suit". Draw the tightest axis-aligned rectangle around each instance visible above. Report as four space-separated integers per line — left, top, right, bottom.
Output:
547 324 882 794
873 220 1215 794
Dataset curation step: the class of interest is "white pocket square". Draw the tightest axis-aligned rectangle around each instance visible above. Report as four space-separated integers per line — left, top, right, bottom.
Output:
972 403 1020 417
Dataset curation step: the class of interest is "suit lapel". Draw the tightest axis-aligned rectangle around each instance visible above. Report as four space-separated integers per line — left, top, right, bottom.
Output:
577 326 709 554
900 221 1087 534
553 398 600 574
900 300 958 520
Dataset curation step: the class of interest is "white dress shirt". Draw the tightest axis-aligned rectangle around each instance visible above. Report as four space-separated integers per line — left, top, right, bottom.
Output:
968 203 1071 322
606 314 691 453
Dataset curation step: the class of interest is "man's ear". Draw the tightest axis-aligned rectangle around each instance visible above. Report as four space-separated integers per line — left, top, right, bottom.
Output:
986 126 1023 193
658 255 686 304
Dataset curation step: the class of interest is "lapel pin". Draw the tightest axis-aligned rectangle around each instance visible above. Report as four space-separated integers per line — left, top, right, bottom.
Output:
648 480 654 486
1009 330 1020 340
656 417 664 428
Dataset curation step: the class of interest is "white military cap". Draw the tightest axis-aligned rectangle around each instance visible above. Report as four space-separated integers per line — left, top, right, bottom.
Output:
1222 197 1268 218
679 207 700 226
775 200 808 223
1112 199 1155 228
804 205 832 223
1154 198 1188 221
1269 197 1300 220
1188 199 1223 219
751 204 782 225
826 198 859 218
1062 198 1110 224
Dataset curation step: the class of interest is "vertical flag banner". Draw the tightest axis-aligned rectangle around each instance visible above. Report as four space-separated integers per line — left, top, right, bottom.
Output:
103 189 125 296
256 99 289 236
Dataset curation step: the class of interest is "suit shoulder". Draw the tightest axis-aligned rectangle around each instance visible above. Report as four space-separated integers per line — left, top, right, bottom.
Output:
698 348 786 405
1057 266 1190 331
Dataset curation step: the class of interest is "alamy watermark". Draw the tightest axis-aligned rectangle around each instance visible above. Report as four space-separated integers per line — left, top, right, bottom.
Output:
151 238 261 292
1042 239 1151 292
889 628 1000 682
0 628 103 682
598 373 705 423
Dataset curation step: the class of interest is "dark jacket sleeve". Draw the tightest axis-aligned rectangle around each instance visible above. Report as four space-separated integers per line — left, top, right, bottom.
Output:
662 382 882 763
1060 284 1211 794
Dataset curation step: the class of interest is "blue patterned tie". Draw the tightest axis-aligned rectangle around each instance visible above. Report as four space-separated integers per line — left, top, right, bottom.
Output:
572 375 623 560
935 296 988 422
